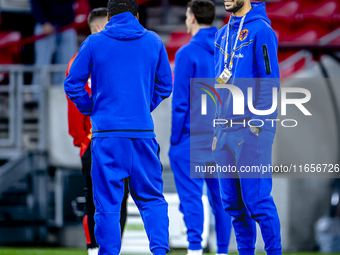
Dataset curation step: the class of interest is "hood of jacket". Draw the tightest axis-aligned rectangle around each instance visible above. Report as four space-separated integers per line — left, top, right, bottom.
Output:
229 2 271 27
102 12 147 40
190 27 218 54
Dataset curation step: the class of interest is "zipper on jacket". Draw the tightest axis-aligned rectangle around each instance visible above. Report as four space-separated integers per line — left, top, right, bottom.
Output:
262 44 272 75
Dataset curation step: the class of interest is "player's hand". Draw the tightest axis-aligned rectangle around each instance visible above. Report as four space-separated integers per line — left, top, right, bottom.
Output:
42 22 55 35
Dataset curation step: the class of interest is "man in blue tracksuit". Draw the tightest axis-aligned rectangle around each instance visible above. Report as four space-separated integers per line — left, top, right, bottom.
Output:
213 1 282 255
169 1 232 255
64 1 172 254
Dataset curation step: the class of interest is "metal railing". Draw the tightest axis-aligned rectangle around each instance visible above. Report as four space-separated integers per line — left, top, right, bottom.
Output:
0 64 67 152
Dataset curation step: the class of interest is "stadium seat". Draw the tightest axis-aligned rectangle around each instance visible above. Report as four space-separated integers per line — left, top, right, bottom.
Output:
266 0 301 22
323 29 340 46
278 51 307 78
73 0 91 35
278 51 298 63
0 31 21 64
275 23 329 44
222 12 232 25
298 0 339 26
166 31 192 63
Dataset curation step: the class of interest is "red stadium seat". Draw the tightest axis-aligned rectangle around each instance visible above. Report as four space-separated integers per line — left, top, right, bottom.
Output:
166 31 192 62
74 0 91 16
0 31 21 64
267 1 302 31
298 0 339 25
274 22 329 44
279 51 307 78
266 0 301 22
223 13 232 25
322 28 340 46
73 0 91 35
330 35 340 45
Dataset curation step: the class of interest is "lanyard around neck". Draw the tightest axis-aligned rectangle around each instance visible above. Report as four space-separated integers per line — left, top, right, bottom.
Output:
224 14 247 70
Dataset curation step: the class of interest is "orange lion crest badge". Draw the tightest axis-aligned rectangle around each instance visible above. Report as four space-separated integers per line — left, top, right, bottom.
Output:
239 29 249 41
212 137 217 151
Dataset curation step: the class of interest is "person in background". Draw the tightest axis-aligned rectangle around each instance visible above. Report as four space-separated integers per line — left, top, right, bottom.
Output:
31 0 77 85
65 8 129 255
64 0 173 254
169 1 232 255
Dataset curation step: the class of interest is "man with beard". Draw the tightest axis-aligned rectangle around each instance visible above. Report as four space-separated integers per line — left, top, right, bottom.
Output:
213 0 282 255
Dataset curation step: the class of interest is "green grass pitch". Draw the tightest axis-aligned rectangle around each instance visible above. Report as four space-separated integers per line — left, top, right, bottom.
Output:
0 248 339 255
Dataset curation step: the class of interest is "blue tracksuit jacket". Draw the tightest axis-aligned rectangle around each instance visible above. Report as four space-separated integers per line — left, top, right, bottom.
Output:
64 12 173 139
171 27 218 145
214 2 280 132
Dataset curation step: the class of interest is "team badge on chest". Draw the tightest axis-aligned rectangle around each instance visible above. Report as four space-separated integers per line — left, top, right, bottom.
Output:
239 29 249 41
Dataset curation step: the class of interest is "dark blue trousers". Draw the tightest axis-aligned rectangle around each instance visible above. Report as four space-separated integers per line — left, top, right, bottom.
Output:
212 126 282 255
91 137 169 255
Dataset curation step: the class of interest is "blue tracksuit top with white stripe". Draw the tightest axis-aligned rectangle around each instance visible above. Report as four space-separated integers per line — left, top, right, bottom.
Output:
64 12 172 139
214 2 280 133
171 27 218 145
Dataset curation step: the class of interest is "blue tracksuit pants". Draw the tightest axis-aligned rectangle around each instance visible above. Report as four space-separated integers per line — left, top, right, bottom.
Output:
212 126 282 255
91 137 169 255
169 133 232 253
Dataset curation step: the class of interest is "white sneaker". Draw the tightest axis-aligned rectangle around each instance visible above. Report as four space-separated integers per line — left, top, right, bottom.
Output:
187 249 203 255
88 247 99 255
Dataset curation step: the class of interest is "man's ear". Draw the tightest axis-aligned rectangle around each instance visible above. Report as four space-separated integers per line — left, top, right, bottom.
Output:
135 13 139 20
192 14 197 25
107 12 111 21
94 24 101 33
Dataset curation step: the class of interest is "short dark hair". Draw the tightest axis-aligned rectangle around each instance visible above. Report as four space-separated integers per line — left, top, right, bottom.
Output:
187 0 215 25
88 7 108 25
108 0 138 17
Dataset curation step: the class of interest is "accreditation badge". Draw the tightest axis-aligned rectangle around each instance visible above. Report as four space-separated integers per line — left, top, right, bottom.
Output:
217 68 232 84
